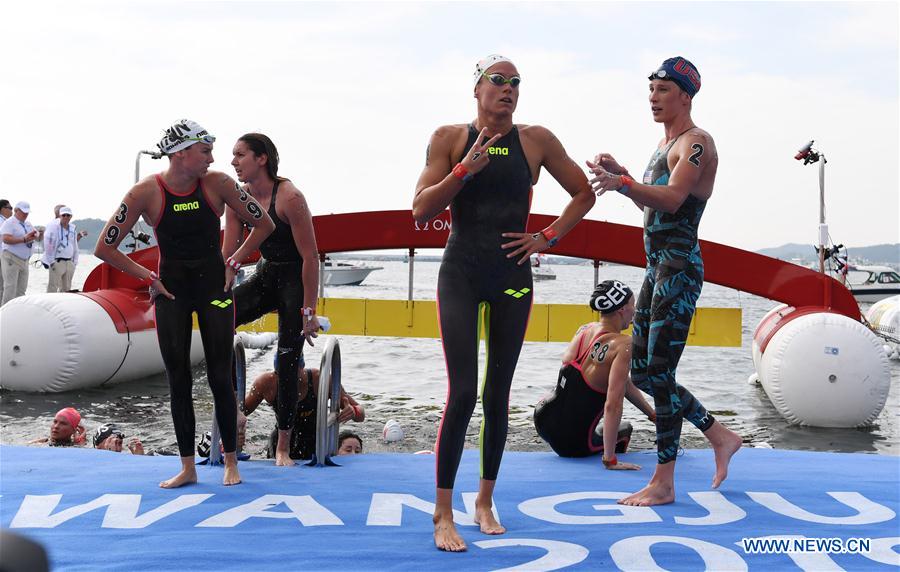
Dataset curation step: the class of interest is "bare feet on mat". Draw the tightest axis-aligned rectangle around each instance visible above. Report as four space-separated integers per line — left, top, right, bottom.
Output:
474 504 506 535
159 467 197 489
433 513 467 552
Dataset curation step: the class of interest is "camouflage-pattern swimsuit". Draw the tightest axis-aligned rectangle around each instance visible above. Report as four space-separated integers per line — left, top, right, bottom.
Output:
632 132 715 464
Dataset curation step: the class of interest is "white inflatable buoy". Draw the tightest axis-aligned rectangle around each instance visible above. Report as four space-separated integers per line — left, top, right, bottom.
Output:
753 306 891 427
866 295 900 360
382 419 404 442
0 293 203 392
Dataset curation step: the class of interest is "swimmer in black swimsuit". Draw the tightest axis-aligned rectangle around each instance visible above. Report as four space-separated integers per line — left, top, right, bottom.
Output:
223 133 320 467
587 58 742 506
96 119 274 488
413 55 595 552
534 280 655 467
240 366 364 459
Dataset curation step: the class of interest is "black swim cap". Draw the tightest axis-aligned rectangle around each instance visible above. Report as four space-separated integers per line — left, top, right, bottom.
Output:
93 423 124 448
589 280 633 314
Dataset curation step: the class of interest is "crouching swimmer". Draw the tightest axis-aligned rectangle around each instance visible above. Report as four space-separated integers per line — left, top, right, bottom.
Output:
533 280 655 470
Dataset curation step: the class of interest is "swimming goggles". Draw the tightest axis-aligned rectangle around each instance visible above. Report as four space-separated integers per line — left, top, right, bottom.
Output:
482 72 521 88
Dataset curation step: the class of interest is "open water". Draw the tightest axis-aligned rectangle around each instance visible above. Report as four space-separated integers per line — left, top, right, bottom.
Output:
1 254 898 458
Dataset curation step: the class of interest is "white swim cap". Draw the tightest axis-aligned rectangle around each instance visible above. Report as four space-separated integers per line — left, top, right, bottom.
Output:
157 119 216 155
382 419 404 443
473 54 513 87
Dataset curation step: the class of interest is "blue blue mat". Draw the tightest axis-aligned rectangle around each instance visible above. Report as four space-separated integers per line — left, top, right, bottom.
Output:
1 446 898 570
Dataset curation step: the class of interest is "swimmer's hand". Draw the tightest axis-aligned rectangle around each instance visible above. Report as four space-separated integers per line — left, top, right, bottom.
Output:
501 231 549 265
592 153 629 176
585 161 622 197
302 315 321 347
224 265 238 292
149 278 175 301
462 127 503 176
606 461 641 471
128 438 145 455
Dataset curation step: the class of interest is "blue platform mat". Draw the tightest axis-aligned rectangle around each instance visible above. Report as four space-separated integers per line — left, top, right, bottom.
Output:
1 446 898 571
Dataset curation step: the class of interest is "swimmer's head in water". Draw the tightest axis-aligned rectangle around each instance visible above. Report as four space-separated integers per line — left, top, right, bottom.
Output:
590 280 633 314
237 133 281 180
649 57 701 98
50 407 81 443
93 423 125 448
337 430 363 455
157 119 216 155
473 54 514 88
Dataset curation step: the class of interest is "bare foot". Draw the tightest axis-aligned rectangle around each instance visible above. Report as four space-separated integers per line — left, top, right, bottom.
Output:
711 426 742 489
274 450 296 467
223 464 242 486
433 513 467 552
274 430 295 467
618 481 675 506
159 467 197 489
474 505 506 535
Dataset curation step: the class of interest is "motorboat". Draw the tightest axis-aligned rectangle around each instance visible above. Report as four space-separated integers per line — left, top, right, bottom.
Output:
531 254 556 281
834 265 900 304
323 260 382 286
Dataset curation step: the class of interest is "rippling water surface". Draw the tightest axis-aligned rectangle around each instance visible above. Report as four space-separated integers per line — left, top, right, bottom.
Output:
2 255 897 457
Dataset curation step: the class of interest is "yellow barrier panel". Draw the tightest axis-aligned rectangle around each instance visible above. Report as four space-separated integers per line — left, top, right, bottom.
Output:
232 298 742 347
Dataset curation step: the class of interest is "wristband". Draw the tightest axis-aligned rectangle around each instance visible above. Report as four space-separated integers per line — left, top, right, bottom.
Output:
226 257 242 272
540 227 559 248
351 404 361 421
451 163 473 183
618 175 635 195
302 307 315 317
602 455 617 467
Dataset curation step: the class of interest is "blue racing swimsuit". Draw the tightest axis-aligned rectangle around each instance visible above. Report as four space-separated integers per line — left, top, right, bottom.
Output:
632 133 714 464
435 125 533 489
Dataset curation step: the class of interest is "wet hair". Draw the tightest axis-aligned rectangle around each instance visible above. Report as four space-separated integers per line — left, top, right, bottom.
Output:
338 430 363 450
237 133 284 181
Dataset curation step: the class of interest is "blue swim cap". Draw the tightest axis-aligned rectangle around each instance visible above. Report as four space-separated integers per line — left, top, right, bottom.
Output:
649 57 701 98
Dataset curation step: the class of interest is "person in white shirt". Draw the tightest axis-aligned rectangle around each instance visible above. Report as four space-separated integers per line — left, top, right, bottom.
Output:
42 206 80 292
1 201 38 305
0 199 11 297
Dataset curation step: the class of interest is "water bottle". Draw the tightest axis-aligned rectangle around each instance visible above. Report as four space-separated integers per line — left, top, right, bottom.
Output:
318 316 331 333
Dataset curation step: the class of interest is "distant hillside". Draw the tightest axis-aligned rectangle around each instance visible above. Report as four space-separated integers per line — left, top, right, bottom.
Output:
756 243 899 266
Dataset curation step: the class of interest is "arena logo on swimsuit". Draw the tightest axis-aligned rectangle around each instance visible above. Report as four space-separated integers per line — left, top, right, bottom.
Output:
172 201 200 212
488 146 509 156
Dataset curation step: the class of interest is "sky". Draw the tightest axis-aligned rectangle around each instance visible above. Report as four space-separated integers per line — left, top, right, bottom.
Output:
2 1 897 252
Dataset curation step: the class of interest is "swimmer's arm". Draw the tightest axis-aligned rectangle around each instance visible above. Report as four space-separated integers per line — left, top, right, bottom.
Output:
221 200 246 260
94 185 158 281
244 372 277 415
602 343 640 470
339 388 365 423
624 132 716 213
537 127 595 238
413 126 463 224
624 378 655 421
283 187 320 316
218 177 275 265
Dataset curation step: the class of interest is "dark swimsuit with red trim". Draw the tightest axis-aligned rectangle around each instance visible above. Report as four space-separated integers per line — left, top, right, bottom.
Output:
533 328 632 457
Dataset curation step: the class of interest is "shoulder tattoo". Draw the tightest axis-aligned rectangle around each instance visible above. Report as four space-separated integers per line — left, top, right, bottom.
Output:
688 143 704 167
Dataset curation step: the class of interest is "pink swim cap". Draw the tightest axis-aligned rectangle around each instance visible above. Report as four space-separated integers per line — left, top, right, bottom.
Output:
55 407 81 429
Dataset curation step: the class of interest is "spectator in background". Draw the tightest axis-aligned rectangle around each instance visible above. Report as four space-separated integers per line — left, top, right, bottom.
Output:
42 206 80 292
0 199 11 296
1 201 38 305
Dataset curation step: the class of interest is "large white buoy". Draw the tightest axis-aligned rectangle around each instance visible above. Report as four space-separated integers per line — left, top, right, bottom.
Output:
0 293 202 392
866 295 900 360
753 306 891 427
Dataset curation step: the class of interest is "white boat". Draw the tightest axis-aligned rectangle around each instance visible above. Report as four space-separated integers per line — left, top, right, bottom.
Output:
531 254 556 281
323 260 382 286
835 265 900 304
